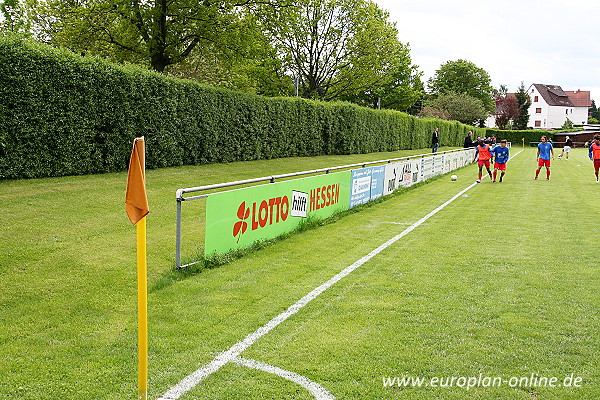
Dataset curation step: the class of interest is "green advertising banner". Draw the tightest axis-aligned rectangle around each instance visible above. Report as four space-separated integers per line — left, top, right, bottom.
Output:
205 171 351 255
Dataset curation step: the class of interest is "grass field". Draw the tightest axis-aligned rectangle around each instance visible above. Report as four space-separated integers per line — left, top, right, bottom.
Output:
1 146 598 399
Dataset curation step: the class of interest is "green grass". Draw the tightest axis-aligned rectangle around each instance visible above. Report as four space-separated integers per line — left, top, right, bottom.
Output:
1 147 599 399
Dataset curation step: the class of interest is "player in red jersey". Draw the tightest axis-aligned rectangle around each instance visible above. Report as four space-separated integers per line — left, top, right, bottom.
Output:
473 139 493 183
589 134 600 183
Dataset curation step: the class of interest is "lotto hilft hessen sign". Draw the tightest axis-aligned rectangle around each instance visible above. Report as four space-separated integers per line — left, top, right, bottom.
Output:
204 171 351 256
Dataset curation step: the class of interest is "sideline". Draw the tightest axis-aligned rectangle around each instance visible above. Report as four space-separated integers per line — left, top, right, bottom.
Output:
157 149 523 400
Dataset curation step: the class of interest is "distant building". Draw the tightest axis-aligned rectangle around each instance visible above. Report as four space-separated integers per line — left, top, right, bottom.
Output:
528 84 591 128
564 89 592 121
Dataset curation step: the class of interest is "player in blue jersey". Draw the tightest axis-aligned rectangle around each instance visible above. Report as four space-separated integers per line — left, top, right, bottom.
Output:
535 136 554 180
491 139 510 182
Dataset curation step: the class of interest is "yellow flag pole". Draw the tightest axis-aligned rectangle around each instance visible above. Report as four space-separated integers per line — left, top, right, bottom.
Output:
126 136 149 399
137 216 148 400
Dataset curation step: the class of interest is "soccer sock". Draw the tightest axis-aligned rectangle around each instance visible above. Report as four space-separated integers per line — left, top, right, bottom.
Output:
493 171 497 181
547 170 551 179
478 174 482 180
535 169 540 178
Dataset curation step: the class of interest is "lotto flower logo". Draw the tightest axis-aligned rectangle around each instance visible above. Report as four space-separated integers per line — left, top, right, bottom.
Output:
232 196 291 242
233 202 250 243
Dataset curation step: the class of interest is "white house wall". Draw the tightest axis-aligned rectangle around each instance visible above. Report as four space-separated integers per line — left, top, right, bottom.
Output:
572 107 588 125
549 105 573 128
529 85 550 128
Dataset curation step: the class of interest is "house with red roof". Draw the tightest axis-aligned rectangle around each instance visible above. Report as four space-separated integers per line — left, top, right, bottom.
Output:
528 84 591 128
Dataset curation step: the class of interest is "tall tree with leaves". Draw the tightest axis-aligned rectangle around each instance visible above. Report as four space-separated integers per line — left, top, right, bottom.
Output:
493 88 520 130
590 99 600 120
340 49 423 111
165 15 293 96
259 0 420 102
0 0 33 35
424 91 487 125
427 59 495 113
513 81 532 130
33 0 289 72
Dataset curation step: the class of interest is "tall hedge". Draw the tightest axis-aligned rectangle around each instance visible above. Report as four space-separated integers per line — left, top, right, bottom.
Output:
0 36 485 179
484 129 565 145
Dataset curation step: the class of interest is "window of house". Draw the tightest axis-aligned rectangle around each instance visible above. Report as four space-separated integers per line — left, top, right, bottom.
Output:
535 121 541 127
534 96 539 102
536 108 542 113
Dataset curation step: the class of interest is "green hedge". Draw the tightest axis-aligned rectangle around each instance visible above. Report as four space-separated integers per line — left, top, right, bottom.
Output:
0 36 485 179
484 129 577 145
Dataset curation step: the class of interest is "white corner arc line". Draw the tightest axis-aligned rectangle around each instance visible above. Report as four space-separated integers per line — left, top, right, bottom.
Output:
157 151 523 400
232 357 335 400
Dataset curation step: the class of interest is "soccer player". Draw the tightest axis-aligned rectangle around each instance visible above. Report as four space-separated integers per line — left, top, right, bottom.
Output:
473 139 493 183
559 136 573 160
491 139 510 182
535 136 554 180
589 134 600 183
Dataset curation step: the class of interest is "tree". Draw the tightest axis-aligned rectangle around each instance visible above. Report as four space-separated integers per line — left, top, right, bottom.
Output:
33 0 290 73
590 99 600 121
424 91 487 125
0 0 32 35
259 0 420 102
493 89 520 130
513 81 532 130
339 48 423 111
561 117 573 130
427 59 495 113
417 106 450 120
165 16 293 96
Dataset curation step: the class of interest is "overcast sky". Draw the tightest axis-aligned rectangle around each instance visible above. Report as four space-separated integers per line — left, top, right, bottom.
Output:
374 0 600 102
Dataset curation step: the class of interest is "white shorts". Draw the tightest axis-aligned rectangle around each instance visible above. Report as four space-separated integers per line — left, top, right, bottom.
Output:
563 146 571 152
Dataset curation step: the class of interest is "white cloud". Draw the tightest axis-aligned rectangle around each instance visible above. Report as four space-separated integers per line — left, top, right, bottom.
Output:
376 0 600 100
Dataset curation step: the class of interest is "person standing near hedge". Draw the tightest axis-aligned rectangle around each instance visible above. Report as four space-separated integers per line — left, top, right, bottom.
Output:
463 131 474 148
432 127 440 153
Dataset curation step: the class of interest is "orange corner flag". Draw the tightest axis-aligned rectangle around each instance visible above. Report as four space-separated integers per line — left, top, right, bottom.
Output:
126 137 149 225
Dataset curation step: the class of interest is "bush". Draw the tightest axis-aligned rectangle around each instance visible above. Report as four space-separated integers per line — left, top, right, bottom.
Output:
485 129 553 145
0 36 485 179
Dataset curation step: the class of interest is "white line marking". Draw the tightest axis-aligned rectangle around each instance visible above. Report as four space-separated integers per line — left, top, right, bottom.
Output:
510 149 524 160
157 151 523 400
232 357 335 400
